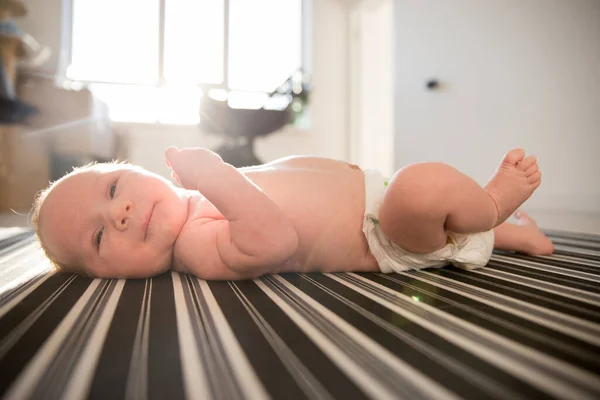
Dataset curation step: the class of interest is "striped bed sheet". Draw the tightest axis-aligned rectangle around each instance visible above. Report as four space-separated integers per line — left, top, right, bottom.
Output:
0 228 599 400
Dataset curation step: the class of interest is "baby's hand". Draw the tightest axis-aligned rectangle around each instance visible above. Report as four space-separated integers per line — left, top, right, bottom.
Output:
164 146 224 189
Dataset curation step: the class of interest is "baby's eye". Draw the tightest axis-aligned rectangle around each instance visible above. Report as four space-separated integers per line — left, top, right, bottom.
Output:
109 182 117 198
96 228 104 247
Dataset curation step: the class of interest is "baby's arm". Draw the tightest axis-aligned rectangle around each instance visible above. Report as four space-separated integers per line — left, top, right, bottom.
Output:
166 147 298 278
174 218 284 280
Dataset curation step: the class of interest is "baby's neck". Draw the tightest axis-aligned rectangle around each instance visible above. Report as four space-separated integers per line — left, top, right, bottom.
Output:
184 190 224 222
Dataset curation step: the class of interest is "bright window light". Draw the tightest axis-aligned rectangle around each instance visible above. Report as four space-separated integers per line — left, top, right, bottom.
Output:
90 84 203 124
68 0 304 123
227 91 270 109
164 0 224 84
157 86 202 124
69 0 159 84
229 0 302 92
90 84 159 123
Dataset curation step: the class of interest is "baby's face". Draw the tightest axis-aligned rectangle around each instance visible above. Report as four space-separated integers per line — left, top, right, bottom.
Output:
39 164 190 278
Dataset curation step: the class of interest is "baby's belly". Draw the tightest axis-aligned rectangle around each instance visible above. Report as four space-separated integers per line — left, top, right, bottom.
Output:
260 176 379 273
288 213 379 273
245 162 380 273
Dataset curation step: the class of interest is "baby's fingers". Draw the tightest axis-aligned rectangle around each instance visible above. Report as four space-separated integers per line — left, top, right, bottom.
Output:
171 171 181 185
164 146 179 168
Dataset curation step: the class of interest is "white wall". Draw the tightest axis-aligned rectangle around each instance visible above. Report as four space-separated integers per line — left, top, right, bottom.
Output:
394 0 600 213
349 0 395 176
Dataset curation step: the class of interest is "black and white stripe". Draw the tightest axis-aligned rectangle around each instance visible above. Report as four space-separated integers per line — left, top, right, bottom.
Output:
0 228 599 399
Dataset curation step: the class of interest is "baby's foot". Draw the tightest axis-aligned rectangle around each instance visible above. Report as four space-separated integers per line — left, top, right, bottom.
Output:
513 211 554 255
484 149 542 226
513 210 538 227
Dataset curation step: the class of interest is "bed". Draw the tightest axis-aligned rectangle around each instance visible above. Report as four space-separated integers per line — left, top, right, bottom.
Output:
0 228 599 399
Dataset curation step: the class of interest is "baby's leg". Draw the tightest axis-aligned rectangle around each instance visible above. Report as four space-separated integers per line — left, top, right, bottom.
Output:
493 211 554 255
378 149 541 254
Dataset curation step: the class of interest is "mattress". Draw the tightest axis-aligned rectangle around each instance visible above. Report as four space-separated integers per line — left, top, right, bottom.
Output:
0 228 599 399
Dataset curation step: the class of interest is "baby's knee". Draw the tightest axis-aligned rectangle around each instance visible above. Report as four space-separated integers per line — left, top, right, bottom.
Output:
385 162 457 209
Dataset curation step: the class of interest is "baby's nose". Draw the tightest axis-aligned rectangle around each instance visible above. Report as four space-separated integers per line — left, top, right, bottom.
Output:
111 200 133 231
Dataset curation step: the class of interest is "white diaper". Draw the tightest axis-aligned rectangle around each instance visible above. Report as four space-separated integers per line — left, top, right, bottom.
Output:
361 169 494 273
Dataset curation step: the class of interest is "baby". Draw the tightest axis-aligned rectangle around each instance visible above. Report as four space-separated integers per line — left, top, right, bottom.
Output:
32 147 554 280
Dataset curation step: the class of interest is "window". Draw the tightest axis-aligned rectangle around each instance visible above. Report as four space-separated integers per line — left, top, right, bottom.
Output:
66 0 306 123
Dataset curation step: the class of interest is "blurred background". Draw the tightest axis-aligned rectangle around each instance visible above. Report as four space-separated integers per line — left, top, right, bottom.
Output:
0 0 598 231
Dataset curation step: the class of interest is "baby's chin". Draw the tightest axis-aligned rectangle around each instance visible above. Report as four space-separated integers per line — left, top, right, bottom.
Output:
125 264 171 279
90 257 172 279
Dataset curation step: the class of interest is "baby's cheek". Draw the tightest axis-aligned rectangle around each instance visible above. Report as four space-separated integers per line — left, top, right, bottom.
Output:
142 245 173 274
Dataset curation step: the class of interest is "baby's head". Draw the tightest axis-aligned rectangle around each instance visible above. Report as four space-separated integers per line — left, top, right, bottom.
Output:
32 161 190 278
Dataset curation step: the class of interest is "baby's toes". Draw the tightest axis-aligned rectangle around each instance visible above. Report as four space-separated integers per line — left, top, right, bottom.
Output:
528 170 542 185
502 148 526 167
171 171 181 185
525 162 539 176
517 155 537 172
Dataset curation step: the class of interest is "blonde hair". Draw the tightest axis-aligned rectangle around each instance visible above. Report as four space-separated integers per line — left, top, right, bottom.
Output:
31 160 131 275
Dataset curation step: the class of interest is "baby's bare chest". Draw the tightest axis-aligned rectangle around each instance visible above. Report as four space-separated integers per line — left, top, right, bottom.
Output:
245 163 365 223
193 160 367 227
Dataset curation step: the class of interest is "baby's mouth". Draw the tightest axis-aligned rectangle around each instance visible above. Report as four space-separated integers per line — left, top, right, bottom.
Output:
143 205 155 240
